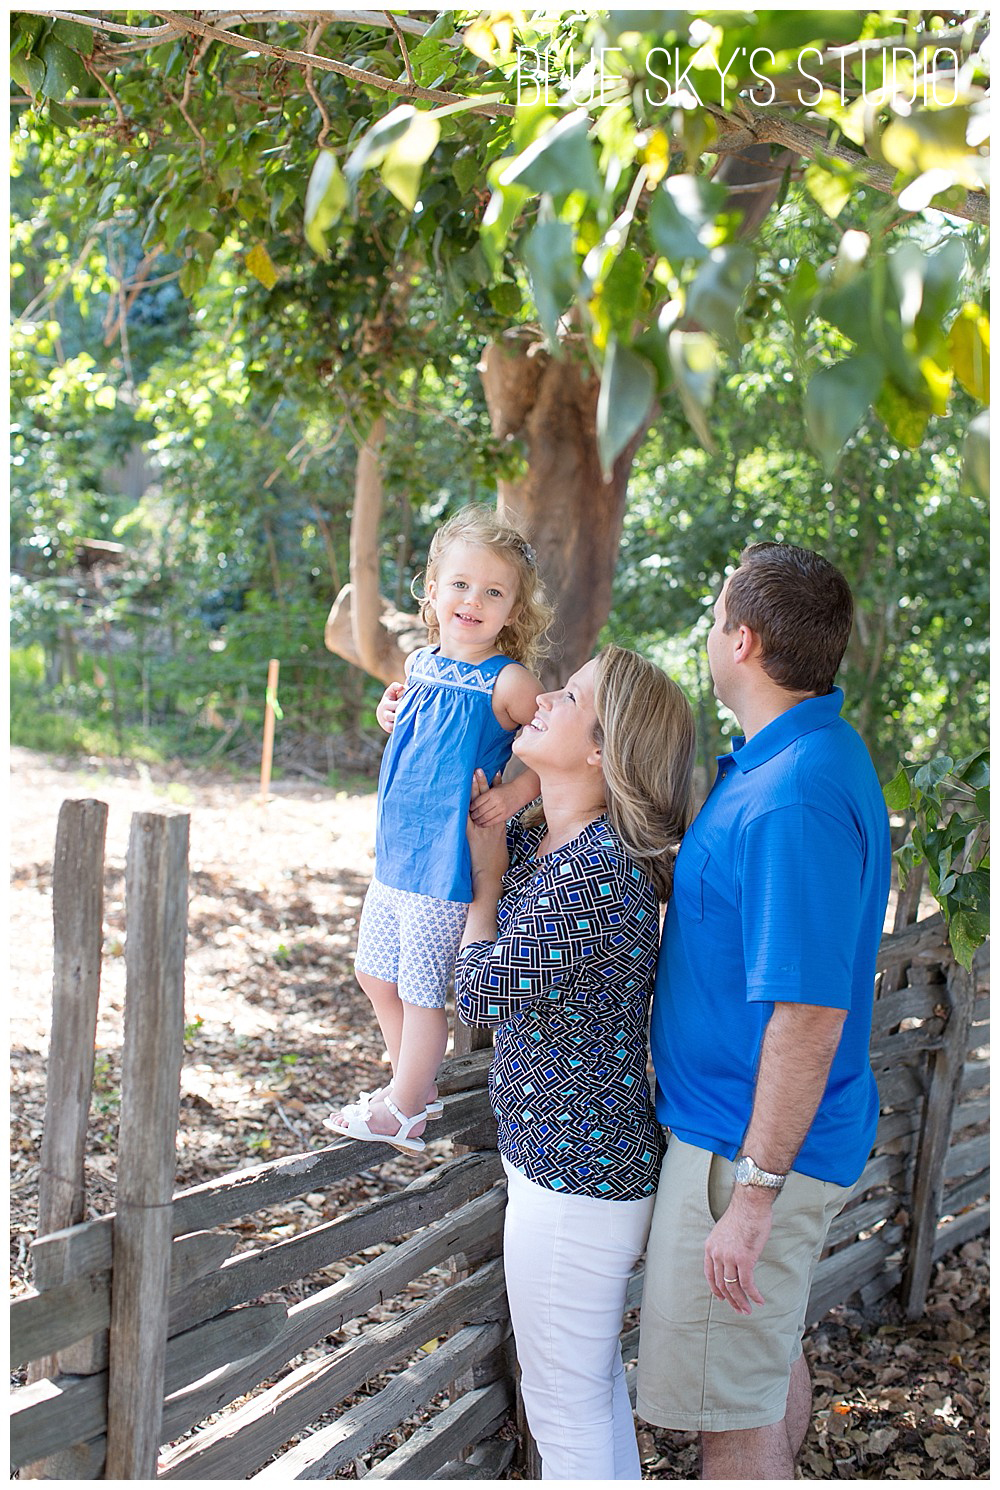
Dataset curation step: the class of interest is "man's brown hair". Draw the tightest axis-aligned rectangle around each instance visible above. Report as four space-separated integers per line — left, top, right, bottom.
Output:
724 542 854 696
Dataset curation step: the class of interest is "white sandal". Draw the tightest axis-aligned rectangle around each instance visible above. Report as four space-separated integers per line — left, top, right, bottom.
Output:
323 1093 428 1154
340 1086 443 1119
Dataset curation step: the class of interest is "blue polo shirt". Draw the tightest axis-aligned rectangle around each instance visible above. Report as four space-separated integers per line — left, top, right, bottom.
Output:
650 688 891 1187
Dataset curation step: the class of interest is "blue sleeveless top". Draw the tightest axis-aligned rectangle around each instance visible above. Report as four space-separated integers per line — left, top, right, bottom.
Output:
374 646 520 903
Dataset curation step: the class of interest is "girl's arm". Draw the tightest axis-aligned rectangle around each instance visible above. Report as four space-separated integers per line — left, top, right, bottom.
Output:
472 664 542 823
461 770 509 949
469 766 540 826
491 662 542 732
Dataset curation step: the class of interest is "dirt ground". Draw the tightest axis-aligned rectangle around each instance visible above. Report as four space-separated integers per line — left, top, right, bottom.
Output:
8 747 990 1479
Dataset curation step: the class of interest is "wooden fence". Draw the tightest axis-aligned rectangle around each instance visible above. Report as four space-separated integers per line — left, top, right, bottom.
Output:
9 801 990 1479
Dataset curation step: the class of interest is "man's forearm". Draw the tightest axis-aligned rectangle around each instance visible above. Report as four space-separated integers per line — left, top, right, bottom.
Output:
741 1002 847 1175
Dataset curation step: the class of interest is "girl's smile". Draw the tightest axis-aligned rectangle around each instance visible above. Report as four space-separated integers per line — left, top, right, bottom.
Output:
427 540 521 660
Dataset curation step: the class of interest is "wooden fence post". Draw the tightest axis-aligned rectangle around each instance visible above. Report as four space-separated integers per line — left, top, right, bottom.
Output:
23 801 109 1478
900 956 976 1320
104 810 189 1479
33 801 109 1324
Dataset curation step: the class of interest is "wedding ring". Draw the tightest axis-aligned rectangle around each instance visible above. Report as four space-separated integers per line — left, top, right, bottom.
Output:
723 1276 738 1283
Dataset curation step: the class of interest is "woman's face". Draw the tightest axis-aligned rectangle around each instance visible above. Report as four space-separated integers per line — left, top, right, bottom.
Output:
514 657 601 771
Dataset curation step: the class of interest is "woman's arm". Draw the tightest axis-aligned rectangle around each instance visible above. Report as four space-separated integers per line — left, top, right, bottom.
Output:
458 791 634 1028
462 771 508 950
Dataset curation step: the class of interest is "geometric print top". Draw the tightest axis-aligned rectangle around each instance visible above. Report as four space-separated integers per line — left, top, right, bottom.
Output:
455 812 666 1200
375 646 520 904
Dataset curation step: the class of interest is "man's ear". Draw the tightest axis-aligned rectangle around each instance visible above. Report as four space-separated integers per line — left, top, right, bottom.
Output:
733 624 758 661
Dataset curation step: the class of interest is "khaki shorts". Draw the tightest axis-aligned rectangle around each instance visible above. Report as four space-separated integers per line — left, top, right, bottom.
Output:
636 1136 851 1433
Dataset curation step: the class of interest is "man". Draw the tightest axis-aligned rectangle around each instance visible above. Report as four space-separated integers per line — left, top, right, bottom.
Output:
636 542 891 1479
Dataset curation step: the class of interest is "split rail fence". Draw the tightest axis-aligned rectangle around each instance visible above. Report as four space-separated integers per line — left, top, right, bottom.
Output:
9 800 990 1479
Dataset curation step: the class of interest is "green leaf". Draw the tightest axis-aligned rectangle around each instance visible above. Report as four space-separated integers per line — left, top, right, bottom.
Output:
46 100 79 132
954 750 989 791
649 174 726 264
304 150 348 259
948 910 988 971
803 160 855 220
52 18 94 55
452 154 482 196
975 786 990 817
786 259 819 343
888 238 964 356
11 51 47 97
961 407 990 499
634 301 681 393
881 105 985 189
804 354 883 474
914 756 954 794
481 178 529 275
685 246 755 353
379 112 440 210
499 110 603 202
521 219 578 349
883 766 911 813
874 380 930 450
40 35 90 99
668 330 718 452
246 242 279 290
344 106 418 188
489 281 522 317
10 15 46 57
597 339 656 479
948 304 990 404
594 246 646 342
179 257 210 298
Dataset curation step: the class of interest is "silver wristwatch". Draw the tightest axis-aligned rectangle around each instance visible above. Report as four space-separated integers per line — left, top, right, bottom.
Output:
733 1154 786 1191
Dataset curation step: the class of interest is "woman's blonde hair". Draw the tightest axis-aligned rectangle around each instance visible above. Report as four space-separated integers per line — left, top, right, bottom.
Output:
413 506 553 670
593 644 696 903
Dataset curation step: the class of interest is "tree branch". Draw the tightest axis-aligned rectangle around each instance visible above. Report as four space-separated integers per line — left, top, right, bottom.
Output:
710 103 989 227
147 10 515 117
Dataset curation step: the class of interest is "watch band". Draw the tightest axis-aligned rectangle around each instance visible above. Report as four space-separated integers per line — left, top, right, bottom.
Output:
734 1153 787 1191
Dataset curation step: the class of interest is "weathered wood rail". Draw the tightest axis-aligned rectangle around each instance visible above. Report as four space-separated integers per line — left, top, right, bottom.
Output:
9 801 990 1479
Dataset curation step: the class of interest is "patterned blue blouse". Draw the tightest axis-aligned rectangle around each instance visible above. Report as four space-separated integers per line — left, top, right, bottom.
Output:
455 813 666 1201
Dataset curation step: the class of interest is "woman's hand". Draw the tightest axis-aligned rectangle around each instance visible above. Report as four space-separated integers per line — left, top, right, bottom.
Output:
462 772 507 948
466 769 509 892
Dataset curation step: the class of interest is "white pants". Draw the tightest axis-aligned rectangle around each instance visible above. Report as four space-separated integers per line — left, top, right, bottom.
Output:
502 1159 656 1480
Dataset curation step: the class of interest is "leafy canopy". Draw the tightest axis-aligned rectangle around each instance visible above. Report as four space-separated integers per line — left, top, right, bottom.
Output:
10 8 990 478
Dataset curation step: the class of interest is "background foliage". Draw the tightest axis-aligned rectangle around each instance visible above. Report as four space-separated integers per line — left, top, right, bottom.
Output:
10 8 990 950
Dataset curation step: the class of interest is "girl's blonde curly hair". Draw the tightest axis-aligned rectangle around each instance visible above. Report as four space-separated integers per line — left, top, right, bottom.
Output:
413 506 554 671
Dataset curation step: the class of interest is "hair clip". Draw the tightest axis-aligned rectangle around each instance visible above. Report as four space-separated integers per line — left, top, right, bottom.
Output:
519 540 537 567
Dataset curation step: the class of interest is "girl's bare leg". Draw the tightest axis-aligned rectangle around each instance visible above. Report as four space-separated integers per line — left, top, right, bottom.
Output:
358 1004 448 1139
356 970 404 1073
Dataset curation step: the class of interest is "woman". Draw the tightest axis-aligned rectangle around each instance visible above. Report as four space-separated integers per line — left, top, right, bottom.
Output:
456 644 696 1481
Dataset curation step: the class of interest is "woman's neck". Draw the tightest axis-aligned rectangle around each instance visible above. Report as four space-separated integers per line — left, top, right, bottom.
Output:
536 780 607 854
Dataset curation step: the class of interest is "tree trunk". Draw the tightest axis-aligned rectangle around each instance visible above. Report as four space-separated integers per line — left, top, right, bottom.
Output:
324 412 425 684
325 352 649 692
480 333 648 689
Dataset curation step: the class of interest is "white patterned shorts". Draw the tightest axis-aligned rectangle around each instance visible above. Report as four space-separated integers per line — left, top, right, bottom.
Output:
354 878 469 1008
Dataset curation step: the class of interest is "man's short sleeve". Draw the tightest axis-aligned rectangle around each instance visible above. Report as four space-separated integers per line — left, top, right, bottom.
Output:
738 803 864 1009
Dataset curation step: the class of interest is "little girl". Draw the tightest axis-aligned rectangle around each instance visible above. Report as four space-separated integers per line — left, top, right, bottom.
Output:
325 506 553 1154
